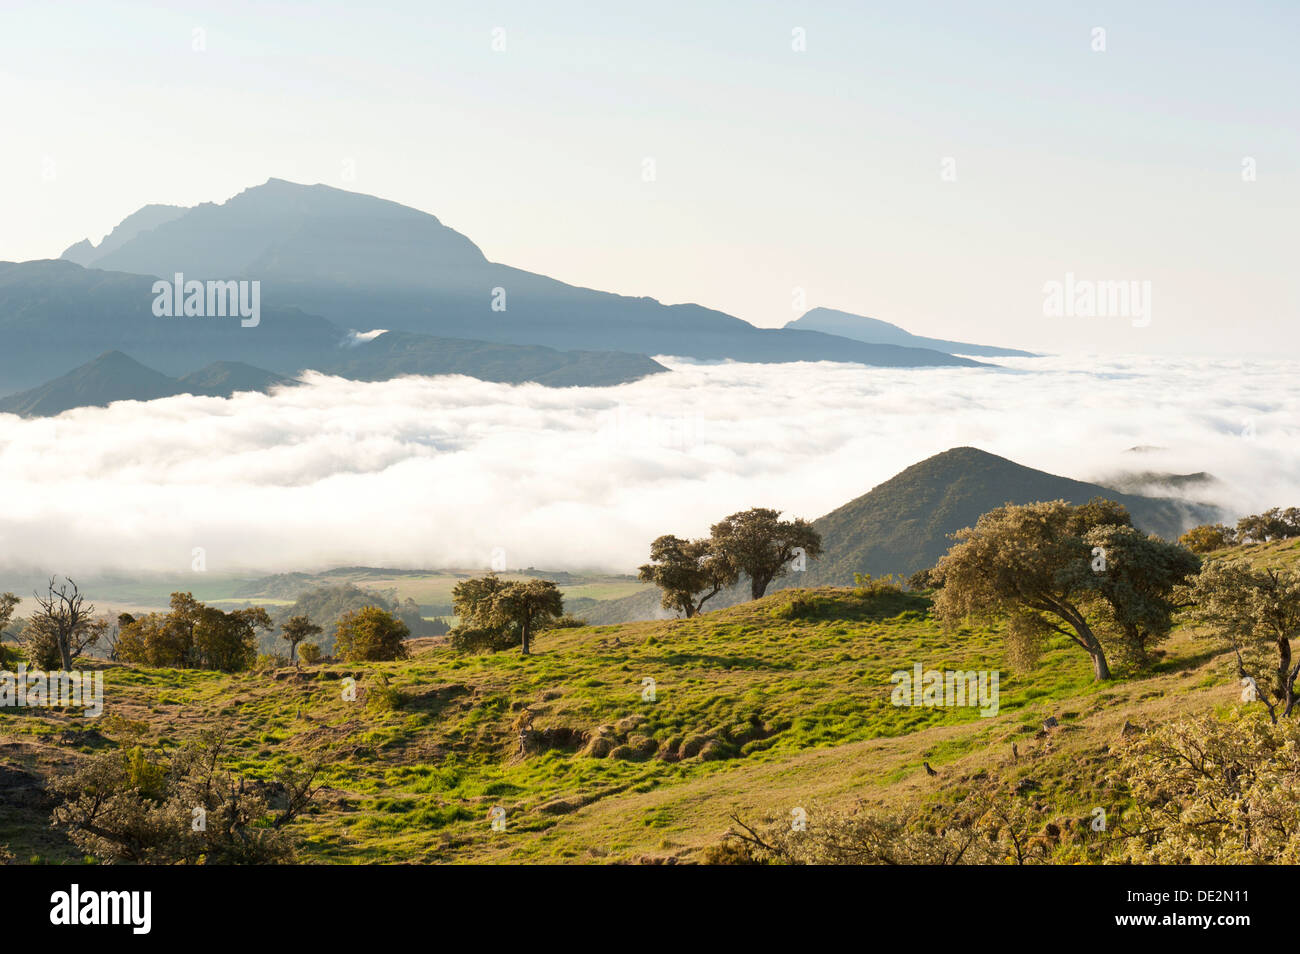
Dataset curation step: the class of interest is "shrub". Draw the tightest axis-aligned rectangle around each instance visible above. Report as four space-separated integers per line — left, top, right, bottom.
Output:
1113 710 1300 863
297 643 322 665
334 606 410 662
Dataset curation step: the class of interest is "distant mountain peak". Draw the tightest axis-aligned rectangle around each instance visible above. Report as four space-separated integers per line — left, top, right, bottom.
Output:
60 202 189 266
785 308 1037 359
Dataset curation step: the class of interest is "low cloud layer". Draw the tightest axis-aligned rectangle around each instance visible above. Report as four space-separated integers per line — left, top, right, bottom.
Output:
0 354 1296 578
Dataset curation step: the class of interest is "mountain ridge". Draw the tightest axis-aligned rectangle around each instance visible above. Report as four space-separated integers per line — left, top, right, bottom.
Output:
785 307 1036 358
56 179 990 369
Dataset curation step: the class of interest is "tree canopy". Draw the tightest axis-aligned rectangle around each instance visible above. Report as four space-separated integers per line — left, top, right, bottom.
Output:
933 499 1195 681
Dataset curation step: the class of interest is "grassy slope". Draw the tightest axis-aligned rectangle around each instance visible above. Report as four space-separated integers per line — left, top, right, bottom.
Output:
2 544 1257 864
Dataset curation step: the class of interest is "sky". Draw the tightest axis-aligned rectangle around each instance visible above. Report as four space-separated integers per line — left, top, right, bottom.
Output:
0 354 1295 578
2 0 1297 355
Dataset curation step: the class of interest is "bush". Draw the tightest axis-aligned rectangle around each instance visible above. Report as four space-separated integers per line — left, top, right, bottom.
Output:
1179 523 1237 553
539 614 587 630
1113 710 1300 863
49 727 320 864
297 643 322 665
334 606 410 662
449 625 518 653
365 673 403 712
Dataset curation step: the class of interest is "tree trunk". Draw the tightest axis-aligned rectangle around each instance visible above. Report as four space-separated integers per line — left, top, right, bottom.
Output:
1089 649 1111 681
521 618 531 655
1059 609 1111 681
750 577 767 600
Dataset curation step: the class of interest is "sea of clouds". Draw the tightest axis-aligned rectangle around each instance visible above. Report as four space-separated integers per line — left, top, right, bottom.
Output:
0 353 1296 578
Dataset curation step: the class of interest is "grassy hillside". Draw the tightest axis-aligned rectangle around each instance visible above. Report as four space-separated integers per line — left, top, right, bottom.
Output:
0 567 1249 863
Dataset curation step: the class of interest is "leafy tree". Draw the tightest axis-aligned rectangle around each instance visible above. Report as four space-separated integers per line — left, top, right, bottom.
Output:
491 579 564 655
709 508 823 600
450 576 563 655
1236 507 1300 544
638 535 738 618
1178 523 1237 553
116 593 270 672
193 606 270 672
1181 560 1300 720
0 592 20 670
933 499 1141 681
1081 525 1200 668
334 606 410 662
281 615 323 668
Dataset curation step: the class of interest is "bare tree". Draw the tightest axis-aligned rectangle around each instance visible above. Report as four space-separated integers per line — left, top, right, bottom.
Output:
26 577 100 670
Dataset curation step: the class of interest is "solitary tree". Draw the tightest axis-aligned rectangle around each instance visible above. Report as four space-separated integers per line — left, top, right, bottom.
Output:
1181 560 1300 721
334 606 410 662
281 615 323 668
638 535 738 618
933 499 1186 682
451 576 563 655
709 508 823 600
25 578 102 670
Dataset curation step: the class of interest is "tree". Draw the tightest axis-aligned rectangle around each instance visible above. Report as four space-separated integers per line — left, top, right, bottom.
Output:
24 578 102 670
116 593 271 672
334 606 410 662
194 606 271 672
709 508 823 600
1180 560 1300 721
638 535 738 618
1236 507 1300 544
1081 525 1201 668
1178 523 1237 554
450 576 563 655
933 499 1144 681
490 579 564 655
281 615 323 668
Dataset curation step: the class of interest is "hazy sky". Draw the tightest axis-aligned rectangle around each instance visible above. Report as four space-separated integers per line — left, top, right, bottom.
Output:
2 0 1296 354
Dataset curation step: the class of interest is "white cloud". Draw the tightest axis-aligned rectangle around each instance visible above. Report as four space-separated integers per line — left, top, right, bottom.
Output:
0 354 1296 578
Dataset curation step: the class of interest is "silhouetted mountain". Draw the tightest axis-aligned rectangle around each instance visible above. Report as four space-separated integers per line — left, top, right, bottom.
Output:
323 331 665 387
61 204 189 266
176 361 294 397
1 334 665 416
65 179 984 368
785 307 1036 357
582 447 1222 623
0 261 667 394
0 351 295 417
0 260 341 389
0 351 187 416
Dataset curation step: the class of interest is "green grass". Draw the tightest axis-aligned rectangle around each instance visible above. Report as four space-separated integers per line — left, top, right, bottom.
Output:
0 574 1255 864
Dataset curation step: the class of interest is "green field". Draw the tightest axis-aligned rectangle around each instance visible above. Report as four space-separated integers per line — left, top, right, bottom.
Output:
0 561 1249 863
